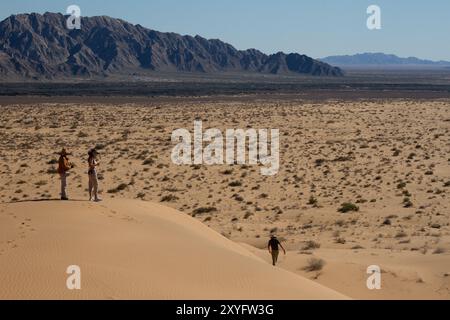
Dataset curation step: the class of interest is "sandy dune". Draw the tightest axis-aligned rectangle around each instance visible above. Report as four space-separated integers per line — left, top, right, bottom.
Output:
0 199 347 299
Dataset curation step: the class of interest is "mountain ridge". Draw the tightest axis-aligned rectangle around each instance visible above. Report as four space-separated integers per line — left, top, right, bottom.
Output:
321 52 450 67
0 12 343 80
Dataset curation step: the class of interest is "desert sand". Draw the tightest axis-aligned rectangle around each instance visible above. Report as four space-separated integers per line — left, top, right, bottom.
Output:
0 98 449 299
0 199 347 299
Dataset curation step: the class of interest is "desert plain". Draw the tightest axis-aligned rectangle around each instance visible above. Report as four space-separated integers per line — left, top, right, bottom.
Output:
0 96 449 299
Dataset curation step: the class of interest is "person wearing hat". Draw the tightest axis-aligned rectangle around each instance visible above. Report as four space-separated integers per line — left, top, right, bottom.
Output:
57 148 73 200
88 149 101 202
268 235 286 266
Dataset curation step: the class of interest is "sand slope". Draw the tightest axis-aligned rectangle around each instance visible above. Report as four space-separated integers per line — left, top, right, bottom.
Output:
0 199 347 299
241 244 450 300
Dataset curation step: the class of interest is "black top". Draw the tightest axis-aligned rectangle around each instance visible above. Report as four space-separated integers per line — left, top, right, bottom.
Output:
268 238 280 251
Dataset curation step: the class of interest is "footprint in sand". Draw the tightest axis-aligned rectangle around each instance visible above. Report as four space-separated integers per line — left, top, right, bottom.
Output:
6 240 18 249
7 212 17 219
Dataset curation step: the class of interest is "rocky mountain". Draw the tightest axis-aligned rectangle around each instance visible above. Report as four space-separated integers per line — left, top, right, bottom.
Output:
0 12 343 80
321 53 450 67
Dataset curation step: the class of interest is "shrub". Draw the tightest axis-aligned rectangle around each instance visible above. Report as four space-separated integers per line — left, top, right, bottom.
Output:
116 183 128 191
95 144 106 150
244 212 254 219
302 240 321 250
107 183 128 193
192 207 217 215
303 258 325 272
143 158 154 166
315 159 325 167
78 131 88 138
47 167 58 174
395 231 408 238
136 192 145 199
308 196 318 206
397 182 407 189
403 197 413 208
228 181 242 187
160 194 179 202
338 202 359 213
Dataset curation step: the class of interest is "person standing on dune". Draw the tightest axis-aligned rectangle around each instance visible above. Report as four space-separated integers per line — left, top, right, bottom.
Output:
88 149 102 202
57 148 73 200
268 235 286 266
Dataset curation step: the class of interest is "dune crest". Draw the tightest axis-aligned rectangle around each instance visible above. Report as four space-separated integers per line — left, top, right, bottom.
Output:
0 199 347 299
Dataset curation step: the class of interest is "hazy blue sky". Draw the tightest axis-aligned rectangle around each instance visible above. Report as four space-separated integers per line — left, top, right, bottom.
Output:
1 0 449 60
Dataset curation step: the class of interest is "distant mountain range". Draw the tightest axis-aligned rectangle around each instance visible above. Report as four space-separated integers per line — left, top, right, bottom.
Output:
321 53 450 67
0 12 343 80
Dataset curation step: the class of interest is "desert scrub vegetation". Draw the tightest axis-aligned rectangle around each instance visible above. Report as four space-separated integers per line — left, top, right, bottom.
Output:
94 144 106 151
303 257 325 272
47 167 58 174
107 183 128 194
301 240 321 251
35 180 47 187
338 202 359 213
433 247 445 254
243 212 254 219
307 196 318 206
228 181 242 187
77 131 88 138
142 158 154 166
160 194 179 202
395 231 408 238
396 181 407 189
136 192 146 199
314 158 325 167
403 197 413 208
192 206 217 216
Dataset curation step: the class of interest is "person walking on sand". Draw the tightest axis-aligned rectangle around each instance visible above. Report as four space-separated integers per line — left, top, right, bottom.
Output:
57 148 73 200
268 235 286 266
88 149 101 202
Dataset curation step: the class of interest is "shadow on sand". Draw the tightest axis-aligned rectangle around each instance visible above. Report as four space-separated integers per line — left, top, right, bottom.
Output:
7 198 88 204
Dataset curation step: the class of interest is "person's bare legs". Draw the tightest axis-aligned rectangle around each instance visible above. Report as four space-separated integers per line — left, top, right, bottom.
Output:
92 173 101 201
60 173 68 200
88 174 93 201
